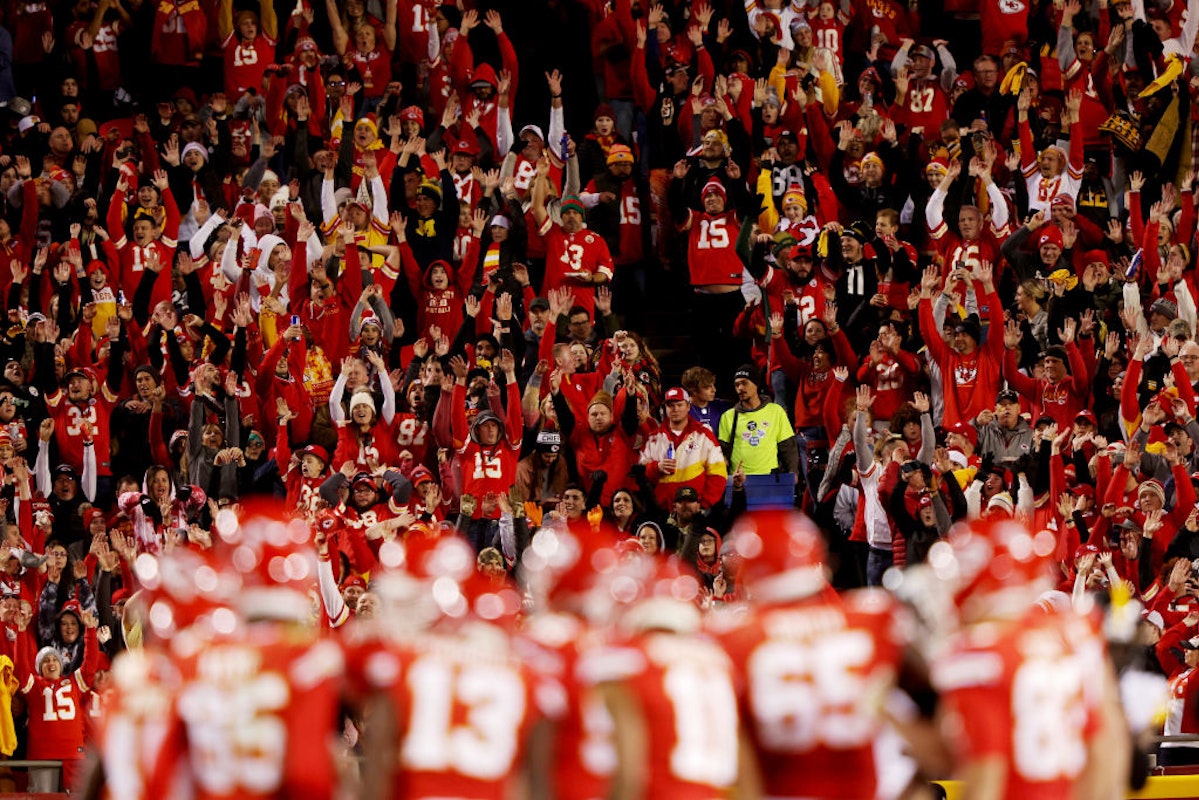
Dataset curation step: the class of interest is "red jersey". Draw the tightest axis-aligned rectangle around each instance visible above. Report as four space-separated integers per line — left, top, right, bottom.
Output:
760 265 830 327
899 76 950 135
106 186 181 310
391 411 431 465
452 382 523 518
346 47 392 98
151 0 206 66
540 222 614 318
357 623 564 800
395 0 435 65
21 627 99 792
12 3 53 65
582 630 740 800
918 290 1004 427
222 32 276 97
45 385 120 477
68 20 124 91
514 155 562 259
980 0 1030 56
856 0 911 56
284 469 326 519
150 630 345 800
1003 344 1089 428
332 420 402 474
583 178 646 265
686 210 742 288
857 351 922 421
716 590 905 800
931 611 1103 800
808 10 849 64
518 613 616 800
400 250 474 343
1165 665 1199 758
23 671 92 761
452 170 484 207
98 647 178 800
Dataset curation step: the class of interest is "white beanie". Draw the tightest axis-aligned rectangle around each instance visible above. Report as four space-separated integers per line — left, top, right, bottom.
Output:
351 391 376 413
181 142 209 163
35 646 61 674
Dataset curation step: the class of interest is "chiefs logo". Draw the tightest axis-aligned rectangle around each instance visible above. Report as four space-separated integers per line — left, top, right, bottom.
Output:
792 215 821 246
1043 382 1068 407
999 0 1025 12
953 363 978 386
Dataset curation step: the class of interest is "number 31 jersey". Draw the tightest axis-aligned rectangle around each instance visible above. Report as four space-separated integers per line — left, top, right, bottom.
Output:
930 610 1104 800
714 589 907 800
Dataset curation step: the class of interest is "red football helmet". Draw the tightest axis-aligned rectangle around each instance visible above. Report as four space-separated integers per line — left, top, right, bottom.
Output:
616 556 704 634
132 545 240 641
729 509 827 601
522 525 623 612
402 536 523 625
937 517 1056 622
213 500 318 621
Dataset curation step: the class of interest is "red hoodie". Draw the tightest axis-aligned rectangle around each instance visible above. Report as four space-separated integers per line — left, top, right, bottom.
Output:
401 248 475 344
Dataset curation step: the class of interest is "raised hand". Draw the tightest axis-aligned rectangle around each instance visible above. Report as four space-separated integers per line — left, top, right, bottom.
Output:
854 384 875 412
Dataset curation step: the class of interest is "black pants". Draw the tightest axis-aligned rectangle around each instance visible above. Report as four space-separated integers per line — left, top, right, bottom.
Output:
691 288 748 379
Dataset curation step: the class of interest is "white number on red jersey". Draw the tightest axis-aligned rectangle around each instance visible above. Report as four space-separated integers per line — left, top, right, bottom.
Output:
579 691 616 776
42 683 76 722
1011 655 1087 781
513 161 538 192
472 452 503 480
747 631 875 750
874 362 902 394
620 196 641 226
232 45 258 67
816 28 839 53
66 404 98 437
395 417 427 447
403 656 526 779
410 2 427 32
697 218 729 250
662 663 739 785
177 668 290 794
160 13 186 33
909 87 935 113
797 294 818 325
561 243 585 272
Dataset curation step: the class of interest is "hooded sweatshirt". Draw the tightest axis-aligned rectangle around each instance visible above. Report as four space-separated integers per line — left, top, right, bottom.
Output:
401 254 474 342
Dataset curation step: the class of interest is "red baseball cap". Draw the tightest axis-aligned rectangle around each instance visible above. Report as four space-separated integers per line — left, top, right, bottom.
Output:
664 387 690 404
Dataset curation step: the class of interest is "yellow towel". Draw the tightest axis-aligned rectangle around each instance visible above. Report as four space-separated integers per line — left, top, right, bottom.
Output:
0 656 19 756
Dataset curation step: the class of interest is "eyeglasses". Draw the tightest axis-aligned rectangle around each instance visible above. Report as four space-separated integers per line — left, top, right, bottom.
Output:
327 80 346 87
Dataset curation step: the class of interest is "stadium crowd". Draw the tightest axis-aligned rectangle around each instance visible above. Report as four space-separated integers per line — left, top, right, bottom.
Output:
0 0 1193 794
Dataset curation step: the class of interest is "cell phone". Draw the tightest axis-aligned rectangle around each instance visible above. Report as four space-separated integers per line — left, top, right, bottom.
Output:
290 314 300 327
